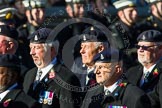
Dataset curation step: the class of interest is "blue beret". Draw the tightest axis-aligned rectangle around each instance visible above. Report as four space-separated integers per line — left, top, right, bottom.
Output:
79 26 108 42
28 28 52 43
94 48 122 63
0 54 20 71
0 25 18 40
137 30 162 42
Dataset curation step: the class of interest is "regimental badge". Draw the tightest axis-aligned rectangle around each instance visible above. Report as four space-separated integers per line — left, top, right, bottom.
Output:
5 12 13 19
44 78 48 82
100 54 104 60
142 35 146 40
90 26 94 31
83 35 86 41
34 35 38 41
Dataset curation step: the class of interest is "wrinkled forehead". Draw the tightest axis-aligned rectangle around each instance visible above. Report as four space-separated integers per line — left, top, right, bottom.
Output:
122 6 136 11
138 41 156 45
95 62 113 66
81 41 98 45
29 42 44 47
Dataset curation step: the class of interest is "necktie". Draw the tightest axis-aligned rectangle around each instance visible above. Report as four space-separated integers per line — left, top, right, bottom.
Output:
144 72 149 83
33 70 42 90
104 89 111 96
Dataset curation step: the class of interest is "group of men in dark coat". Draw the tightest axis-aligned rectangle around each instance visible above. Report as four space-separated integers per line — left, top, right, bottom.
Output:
1 0 162 108
1 25 162 108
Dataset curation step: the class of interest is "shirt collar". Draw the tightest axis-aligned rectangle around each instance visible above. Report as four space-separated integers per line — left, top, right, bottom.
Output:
104 81 118 93
39 57 57 80
0 83 18 102
144 64 156 75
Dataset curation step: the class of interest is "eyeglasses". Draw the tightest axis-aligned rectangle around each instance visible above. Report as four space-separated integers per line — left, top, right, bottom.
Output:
135 44 156 50
95 64 115 70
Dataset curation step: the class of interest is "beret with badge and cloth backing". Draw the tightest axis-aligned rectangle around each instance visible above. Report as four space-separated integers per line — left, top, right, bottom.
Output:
79 26 108 43
93 48 123 63
28 28 53 43
0 25 18 40
0 54 20 72
137 29 162 42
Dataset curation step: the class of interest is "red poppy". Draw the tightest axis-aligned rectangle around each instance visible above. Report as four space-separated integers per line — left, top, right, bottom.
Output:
3 99 11 107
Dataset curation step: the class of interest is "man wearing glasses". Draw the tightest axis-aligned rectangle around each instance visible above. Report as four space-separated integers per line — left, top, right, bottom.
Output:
125 29 162 107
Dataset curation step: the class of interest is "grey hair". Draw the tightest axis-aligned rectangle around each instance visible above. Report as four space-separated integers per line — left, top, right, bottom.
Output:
94 41 109 49
43 40 59 55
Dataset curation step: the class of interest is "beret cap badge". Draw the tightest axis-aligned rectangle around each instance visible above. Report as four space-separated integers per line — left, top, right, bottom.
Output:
83 35 86 41
142 35 146 40
90 27 94 31
34 35 38 41
100 54 104 60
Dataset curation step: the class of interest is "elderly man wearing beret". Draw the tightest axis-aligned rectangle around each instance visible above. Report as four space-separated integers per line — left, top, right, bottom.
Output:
71 26 109 89
109 0 154 71
0 25 32 87
23 28 81 108
0 54 41 108
126 30 162 107
81 49 151 108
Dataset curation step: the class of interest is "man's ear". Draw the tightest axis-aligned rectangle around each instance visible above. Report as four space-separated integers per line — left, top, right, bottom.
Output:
66 4 73 17
151 4 156 12
7 41 14 50
115 62 122 74
98 45 104 53
118 10 124 18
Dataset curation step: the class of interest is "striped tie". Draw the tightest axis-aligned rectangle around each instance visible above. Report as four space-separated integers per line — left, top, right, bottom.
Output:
33 71 42 90
105 89 111 96
144 72 149 83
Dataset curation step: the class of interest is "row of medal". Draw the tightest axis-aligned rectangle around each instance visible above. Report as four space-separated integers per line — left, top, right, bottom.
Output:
38 90 54 105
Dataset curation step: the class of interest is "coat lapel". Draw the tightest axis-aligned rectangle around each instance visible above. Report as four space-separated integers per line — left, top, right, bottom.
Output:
2 89 21 102
136 66 143 86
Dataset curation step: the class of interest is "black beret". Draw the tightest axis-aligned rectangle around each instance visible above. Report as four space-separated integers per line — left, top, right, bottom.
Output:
0 54 20 71
0 25 18 40
137 30 162 42
79 26 108 42
28 28 52 43
94 48 122 63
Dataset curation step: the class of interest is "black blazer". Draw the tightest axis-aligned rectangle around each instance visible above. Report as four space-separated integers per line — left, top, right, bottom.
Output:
125 60 162 92
23 62 81 108
81 79 151 108
0 89 40 108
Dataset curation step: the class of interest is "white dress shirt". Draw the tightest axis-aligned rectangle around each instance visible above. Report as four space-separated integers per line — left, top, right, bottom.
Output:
0 83 18 102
